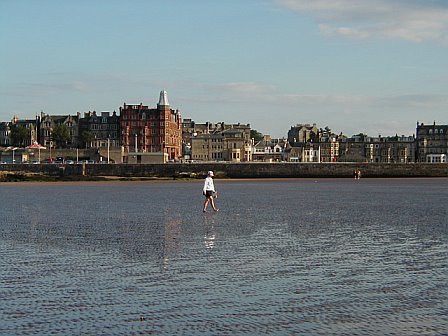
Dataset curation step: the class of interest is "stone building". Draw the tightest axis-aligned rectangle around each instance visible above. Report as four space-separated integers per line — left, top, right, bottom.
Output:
339 134 415 163
286 123 341 162
287 123 319 144
78 111 120 148
284 123 328 162
364 135 415 163
285 142 321 162
285 146 302 162
302 143 321 162
318 139 339 162
0 122 11 146
183 121 251 142
416 122 448 162
191 128 250 162
186 121 252 162
339 134 370 162
39 112 79 148
8 116 39 147
253 136 288 162
120 91 182 161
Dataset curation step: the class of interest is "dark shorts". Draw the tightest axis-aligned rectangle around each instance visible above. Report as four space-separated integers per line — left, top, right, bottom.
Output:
205 190 214 198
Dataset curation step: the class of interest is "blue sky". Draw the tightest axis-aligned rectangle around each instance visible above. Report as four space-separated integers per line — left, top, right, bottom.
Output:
1 0 447 137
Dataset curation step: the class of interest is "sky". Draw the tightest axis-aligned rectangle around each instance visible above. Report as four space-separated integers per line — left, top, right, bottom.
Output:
1 0 447 138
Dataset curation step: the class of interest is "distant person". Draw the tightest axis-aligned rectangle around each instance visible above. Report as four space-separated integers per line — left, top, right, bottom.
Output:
203 171 219 212
354 169 361 180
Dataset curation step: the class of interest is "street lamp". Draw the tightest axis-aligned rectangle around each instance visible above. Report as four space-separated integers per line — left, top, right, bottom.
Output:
49 128 53 162
5 146 18 163
107 134 110 164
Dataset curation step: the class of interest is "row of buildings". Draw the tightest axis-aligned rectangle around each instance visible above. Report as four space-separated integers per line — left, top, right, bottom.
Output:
0 91 447 163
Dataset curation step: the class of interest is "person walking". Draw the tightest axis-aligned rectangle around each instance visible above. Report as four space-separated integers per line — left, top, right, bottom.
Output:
203 171 219 212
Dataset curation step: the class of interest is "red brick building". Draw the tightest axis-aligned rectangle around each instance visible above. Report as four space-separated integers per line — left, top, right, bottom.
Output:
120 91 182 160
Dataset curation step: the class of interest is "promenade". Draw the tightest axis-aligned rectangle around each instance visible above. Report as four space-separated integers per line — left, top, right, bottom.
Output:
1 162 448 181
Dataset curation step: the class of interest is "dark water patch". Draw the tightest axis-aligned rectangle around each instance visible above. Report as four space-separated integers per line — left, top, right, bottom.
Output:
1 179 447 335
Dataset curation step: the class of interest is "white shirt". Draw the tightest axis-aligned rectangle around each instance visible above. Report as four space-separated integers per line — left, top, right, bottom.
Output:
203 177 215 193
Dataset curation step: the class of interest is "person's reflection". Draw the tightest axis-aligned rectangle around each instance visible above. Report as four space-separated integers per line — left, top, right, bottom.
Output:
162 215 182 270
203 214 216 250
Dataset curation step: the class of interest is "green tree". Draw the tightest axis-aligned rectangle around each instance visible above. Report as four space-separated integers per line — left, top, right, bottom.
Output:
250 129 263 143
52 124 71 148
79 130 95 149
10 125 29 147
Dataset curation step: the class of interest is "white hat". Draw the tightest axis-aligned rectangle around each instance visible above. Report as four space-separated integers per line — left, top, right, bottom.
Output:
208 171 214 177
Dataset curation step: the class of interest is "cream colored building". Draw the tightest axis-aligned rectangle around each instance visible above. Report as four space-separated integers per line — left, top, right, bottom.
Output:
185 121 252 162
191 128 250 162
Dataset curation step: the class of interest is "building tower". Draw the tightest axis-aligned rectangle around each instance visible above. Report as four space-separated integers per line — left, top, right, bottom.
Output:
119 90 182 160
157 90 182 160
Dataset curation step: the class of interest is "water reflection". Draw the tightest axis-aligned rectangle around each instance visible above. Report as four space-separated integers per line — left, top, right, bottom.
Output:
160 214 182 270
203 213 217 250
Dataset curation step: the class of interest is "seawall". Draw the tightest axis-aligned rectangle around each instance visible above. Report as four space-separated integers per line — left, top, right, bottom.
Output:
1 162 447 179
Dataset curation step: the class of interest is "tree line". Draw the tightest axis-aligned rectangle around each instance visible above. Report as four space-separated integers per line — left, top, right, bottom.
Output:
10 124 95 149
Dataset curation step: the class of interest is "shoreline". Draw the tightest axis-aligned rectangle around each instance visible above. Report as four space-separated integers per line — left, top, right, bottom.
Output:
1 162 447 182
1 172 447 184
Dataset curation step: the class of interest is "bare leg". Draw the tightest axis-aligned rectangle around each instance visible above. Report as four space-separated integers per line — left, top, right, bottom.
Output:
210 197 219 211
203 198 210 212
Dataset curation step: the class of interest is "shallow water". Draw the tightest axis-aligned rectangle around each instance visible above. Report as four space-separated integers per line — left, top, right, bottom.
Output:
1 179 447 335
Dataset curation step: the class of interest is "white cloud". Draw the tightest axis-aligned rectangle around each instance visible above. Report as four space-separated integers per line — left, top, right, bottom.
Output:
193 81 447 107
177 82 277 104
182 81 448 110
378 94 448 108
177 80 447 135
277 0 448 44
214 82 275 94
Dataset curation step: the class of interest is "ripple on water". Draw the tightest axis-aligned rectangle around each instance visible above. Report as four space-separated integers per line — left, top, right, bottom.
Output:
0 179 447 335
